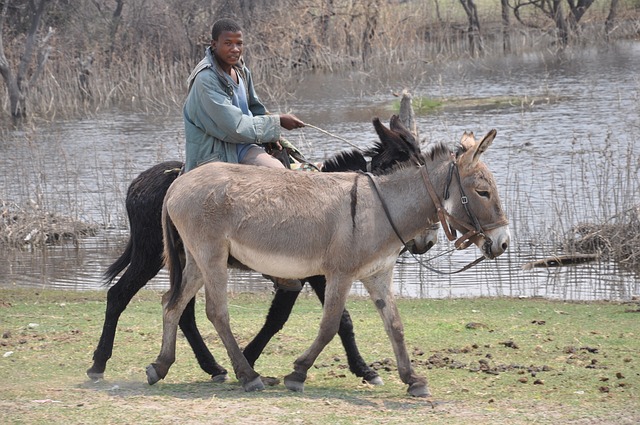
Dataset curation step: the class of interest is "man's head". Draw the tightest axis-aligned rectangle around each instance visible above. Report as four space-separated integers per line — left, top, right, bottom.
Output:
210 19 244 70
211 18 243 41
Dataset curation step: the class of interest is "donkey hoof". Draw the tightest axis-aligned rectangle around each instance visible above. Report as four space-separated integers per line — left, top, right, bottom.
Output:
211 373 229 383
243 376 265 392
408 382 430 398
86 367 104 381
284 371 306 393
366 376 384 386
284 379 305 393
146 364 162 385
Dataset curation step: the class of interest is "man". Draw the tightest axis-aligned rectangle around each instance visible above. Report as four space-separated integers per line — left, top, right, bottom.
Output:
183 18 306 291
183 18 305 172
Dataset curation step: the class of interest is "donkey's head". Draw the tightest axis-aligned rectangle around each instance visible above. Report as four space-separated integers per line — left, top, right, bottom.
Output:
443 129 510 259
372 115 509 259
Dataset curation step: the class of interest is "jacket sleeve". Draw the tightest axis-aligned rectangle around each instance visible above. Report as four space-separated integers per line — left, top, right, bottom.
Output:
244 67 268 117
189 69 280 145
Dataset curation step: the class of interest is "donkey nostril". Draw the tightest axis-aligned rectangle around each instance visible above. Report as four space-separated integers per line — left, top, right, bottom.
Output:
502 242 508 251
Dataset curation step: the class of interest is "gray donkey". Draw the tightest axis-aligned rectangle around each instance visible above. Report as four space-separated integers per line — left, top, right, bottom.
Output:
147 116 510 397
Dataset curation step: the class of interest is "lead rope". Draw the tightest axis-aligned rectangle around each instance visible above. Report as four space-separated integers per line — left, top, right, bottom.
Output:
303 123 364 152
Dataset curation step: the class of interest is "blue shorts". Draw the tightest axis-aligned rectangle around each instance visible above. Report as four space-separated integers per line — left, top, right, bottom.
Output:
237 143 259 162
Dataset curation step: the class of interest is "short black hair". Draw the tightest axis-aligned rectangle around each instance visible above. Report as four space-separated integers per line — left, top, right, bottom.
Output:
211 19 243 40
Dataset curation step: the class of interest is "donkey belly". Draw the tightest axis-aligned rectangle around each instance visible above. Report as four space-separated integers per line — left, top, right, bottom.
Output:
229 243 324 279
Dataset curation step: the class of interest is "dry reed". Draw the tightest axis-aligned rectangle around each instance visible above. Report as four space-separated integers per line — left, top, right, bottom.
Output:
0 198 98 247
3 0 638 121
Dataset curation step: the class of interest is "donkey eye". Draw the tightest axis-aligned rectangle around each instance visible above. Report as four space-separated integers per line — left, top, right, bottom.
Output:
477 190 490 198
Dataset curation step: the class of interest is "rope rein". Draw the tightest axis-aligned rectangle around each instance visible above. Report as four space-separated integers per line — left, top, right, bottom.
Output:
303 123 364 151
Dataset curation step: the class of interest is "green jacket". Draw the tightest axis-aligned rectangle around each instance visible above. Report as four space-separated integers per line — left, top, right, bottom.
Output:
183 47 281 172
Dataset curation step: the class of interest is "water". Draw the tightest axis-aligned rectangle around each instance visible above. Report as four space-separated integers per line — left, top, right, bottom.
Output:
1 42 639 300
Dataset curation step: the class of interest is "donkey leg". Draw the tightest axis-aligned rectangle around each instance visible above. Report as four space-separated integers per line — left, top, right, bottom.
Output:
87 256 163 379
284 277 351 393
146 263 203 385
179 297 228 381
243 289 300 367
362 271 429 397
202 268 264 392
307 276 382 385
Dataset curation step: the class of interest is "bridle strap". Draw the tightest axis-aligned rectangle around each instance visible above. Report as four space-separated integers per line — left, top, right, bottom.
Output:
420 163 479 246
364 172 409 248
364 170 487 275
420 161 509 255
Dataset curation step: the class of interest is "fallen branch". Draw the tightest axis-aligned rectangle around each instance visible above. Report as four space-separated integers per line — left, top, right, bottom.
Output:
522 253 599 270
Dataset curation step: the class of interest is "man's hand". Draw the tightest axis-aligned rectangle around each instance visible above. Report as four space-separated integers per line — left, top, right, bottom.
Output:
280 114 305 130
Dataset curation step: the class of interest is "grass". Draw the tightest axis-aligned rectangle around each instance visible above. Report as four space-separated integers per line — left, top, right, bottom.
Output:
1 289 639 424
391 94 565 115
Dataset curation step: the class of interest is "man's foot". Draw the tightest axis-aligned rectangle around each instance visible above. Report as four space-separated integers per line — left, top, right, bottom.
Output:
263 275 303 292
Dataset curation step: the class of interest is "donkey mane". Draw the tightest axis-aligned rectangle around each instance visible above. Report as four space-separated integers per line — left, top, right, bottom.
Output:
371 143 453 177
321 149 367 173
425 141 458 162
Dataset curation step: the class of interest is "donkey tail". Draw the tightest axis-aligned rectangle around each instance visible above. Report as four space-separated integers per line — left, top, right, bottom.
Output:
162 202 183 309
102 239 133 285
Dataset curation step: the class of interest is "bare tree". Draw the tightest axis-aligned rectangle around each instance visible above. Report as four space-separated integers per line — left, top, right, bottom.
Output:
319 0 335 44
512 0 597 46
605 0 620 41
459 0 483 56
501 0 511 53
0 0 54 120
566 0 596 29
98 0 124 68
361 0 379 68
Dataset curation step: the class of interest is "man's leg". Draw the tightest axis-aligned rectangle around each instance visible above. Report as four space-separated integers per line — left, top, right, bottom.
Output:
240 146 286 168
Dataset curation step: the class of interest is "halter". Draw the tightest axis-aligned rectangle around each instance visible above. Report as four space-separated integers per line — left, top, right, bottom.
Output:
364 157 508 275
421 159 508 257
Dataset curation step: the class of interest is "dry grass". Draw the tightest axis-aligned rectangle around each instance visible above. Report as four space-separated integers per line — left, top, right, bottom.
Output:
565 205 640 275
0 199 98 248
3 0 639 120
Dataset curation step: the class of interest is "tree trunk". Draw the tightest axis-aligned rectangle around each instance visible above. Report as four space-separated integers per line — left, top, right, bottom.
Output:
0 0 50 120
361 0 379 69
605 0 620 40
567 0 596 29
319 0 335 44
459 0 483 56
106 0 124 68
501 0 511 53
551 0 569 46
0 1 20 118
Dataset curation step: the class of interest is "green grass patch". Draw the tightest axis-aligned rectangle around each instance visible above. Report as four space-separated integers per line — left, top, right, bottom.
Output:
1 289 638 424
392 94 565 115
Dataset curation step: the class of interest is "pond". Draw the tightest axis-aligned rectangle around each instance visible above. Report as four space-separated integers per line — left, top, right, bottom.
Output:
1 41 639 301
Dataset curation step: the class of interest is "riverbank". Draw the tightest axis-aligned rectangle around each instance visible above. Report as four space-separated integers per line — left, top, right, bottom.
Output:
1 289 638 424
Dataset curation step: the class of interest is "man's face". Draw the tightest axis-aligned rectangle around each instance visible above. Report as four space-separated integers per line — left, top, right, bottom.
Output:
211 30 243 68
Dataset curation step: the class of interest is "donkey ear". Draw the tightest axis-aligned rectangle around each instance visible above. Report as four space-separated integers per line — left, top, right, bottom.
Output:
373 116 407 148
372 116 392 139
460 131 476 151
389 115 421 155
471 129 497 163
460 129 497 165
